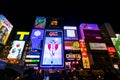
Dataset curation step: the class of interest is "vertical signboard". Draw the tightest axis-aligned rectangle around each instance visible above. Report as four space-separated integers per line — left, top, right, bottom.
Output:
0 14 13 45
30 29 44 50
40 30 64 69
80 40 90 69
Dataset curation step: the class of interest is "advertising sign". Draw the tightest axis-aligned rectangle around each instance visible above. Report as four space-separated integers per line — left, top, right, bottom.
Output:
82 58 90 69
89 42 107 50
40 30 64 69
0 14 13 45
64 41 80 50
7 40 25 59
107 47 116 53
79 23 99 40
30 29 44 50
64 26 78 40
83 30 103 42
16 31 30 40
66 53 81 60
34 16 46 28
111 34 120 58
79 40 90 69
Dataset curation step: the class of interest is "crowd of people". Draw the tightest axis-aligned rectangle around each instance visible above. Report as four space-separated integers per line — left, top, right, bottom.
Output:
0 68 120 80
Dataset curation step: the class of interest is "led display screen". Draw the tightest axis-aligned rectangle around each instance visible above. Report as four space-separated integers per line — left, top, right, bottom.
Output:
111 34 120 58
7 40 25 59
64 26 78 40
34 16 46 28
30 29 44 50
0 14 13 45
40 30 64 69
89 42 107 50
79 23 99 40
64 41 80 50
83 30 103 42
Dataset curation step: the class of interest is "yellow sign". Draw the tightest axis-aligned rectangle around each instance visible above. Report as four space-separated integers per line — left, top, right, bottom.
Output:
82 58 90 68
17 31 30 40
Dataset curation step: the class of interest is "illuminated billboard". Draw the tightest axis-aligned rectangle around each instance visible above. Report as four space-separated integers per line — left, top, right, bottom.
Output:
79 40 90 69
66 53 81 60
34 16 46 28
111 34 120 58
0 14 13 45
83 30 103 42
16 31 30 40
79 23 99 40
64 41 80 50
40 30 64 69
30 29 44 50
89 42 107 50
64 26 78 40
7 40 25 59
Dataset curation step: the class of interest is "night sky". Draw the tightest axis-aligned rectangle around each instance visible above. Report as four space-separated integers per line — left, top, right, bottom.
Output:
0 1 120 33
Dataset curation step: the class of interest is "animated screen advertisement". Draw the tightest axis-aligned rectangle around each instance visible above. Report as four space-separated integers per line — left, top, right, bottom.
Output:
7 40 25 59
111 34 120 58
64 26 78 40
0 14 13 45
30 29 44 50
40 30 64 69
79 23 99 40
34 16 46 28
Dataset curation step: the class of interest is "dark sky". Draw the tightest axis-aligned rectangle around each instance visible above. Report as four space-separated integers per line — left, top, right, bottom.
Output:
0 1 120 33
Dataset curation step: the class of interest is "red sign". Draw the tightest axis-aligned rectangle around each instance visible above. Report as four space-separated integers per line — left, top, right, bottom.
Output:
107 47 116 53
49 32 58 36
